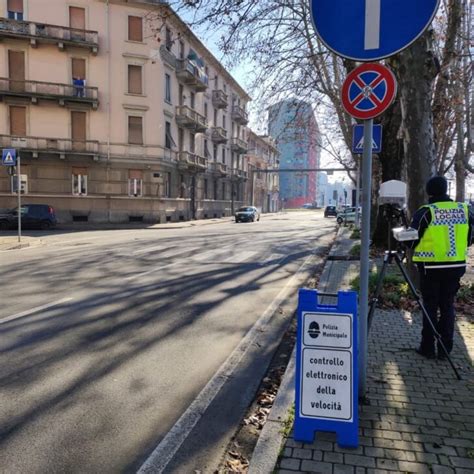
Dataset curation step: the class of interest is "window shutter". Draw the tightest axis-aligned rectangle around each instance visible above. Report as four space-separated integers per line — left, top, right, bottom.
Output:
71 111 86 141
128 116 143 145
7 0 23 13
69 7 86 30
128 65 142 94
129 169 143 179
128 16 143 42
72 58 86 79
9 106 26 136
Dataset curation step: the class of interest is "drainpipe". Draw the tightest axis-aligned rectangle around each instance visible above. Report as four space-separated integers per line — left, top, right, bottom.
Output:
106 0 111 222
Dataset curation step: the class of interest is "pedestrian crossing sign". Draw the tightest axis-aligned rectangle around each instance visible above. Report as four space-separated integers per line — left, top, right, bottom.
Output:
2 149 17 166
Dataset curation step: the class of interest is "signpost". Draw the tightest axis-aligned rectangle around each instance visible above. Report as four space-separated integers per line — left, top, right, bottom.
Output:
310 0 439 396
310 0 441 61
2 148 21 243
352 124 382 154
295 289 358 447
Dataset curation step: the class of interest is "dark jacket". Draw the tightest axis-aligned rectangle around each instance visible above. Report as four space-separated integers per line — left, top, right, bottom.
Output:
409 195 474 270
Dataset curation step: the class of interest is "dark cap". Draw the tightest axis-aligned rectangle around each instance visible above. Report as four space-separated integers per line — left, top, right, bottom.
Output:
426 176 448 196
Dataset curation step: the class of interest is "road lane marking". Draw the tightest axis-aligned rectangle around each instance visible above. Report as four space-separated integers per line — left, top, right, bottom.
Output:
137 251 317 474
0 297 74 325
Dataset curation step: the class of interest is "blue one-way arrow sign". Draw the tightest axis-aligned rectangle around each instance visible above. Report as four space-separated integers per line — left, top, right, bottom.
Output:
352 124 382 154
2 148 17 166
310 0 440 61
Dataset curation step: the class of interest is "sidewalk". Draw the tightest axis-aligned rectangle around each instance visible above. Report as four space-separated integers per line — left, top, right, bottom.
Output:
250 227 474 474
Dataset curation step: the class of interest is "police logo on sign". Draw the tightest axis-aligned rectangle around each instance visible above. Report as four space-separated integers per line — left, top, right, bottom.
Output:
308 322 321 339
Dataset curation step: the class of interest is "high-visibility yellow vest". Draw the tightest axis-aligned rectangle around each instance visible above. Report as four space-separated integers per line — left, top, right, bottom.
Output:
413 202 469 263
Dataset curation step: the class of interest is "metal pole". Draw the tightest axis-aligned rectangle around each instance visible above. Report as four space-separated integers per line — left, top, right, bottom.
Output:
355 160 361 229
17 153 21 243
359 118 373 396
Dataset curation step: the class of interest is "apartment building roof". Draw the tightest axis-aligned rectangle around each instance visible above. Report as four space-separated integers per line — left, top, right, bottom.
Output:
125 0 252 102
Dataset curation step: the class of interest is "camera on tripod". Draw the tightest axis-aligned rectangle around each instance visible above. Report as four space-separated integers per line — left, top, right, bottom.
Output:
379 180 418 242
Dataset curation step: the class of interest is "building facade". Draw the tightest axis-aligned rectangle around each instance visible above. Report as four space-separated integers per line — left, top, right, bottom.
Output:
0 0 256 223
246 131 280 213
268 100 320 209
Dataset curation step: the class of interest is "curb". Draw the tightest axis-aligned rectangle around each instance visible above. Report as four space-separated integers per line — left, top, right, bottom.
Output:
248 346 296 474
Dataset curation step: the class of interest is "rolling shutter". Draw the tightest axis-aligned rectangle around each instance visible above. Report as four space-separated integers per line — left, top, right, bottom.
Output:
128 16 143 42
69 7 86 30
72 58 86 79
10 106 26 136
128 116 143 145
128 65 142 94
7 0 23 13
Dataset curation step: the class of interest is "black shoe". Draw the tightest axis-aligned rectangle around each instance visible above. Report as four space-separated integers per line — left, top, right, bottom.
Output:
415 347 436 359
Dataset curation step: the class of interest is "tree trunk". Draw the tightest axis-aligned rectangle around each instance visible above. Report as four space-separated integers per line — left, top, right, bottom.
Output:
396 32 439 216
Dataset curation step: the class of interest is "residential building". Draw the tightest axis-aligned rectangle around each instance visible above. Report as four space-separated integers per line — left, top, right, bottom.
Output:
246 131 280 212
0 0 251 223
268 100 320 208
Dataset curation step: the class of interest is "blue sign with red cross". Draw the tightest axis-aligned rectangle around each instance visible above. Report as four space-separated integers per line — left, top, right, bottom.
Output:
310 0 440 61
341 63 397 120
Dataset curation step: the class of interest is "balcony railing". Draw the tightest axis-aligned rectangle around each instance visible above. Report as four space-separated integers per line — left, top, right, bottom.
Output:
210 126 227 144
175 105 208 132
0 78 99 109
212 90 228 109
231 169 249 180
211 162 228 175
231 105 249 125
178 151 208 170
175 59 208 92
230 137 249 154
0 18 99 54
0 135 99 158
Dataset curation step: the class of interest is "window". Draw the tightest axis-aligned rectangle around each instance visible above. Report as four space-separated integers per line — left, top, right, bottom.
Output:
12 174 27 194
129 170 143 197
204 179 208 199
128 116 143 145
222 147 226 164
72 168 87 196
165 73 171 102
71 111 86 151
204 139 210 159
165 27 173 51
7 0 23 20
179 174 185 198
213 109 218 126
10 106 26 136
204 102 208 119
164 172 171 198
179 84 184 106
214 75 218 88
213 144 218 161
213 179 218 200
179 40 185 59
69 6 85 39
72 58 86 80
223 84 227 93
190 92 195 110
222 182 226 200
189 132 195 153
128 16 143 42
223 114 226 129
128 65 142 94
165 121 176 150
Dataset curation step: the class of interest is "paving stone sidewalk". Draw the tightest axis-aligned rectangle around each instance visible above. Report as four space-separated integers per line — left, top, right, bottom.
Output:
275 229 474 474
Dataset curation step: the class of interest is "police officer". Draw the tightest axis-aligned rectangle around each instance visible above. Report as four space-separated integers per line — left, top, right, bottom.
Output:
410 176 473 360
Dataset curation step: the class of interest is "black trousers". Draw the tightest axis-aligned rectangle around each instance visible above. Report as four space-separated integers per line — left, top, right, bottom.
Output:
418 266 465 354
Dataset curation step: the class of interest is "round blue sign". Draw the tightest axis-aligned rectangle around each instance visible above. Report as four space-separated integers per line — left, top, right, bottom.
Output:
310 0 440 61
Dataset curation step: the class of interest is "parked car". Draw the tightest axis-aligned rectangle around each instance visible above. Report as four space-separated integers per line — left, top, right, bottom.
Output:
336 207 360 224
235 206 260 223
302 203 315 209
0 204 57 230
324 205 337 217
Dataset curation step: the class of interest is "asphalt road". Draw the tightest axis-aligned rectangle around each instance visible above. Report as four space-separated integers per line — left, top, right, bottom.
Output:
0 211 337 473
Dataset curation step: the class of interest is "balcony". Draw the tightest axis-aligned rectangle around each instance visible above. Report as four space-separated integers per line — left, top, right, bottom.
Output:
210 126 227 144
0 78 99 109
231 169 249 181
212 90 228 109
176 59 208 92
230 137 248 154
210 162 228 175
0 18 99 54
178 151 208 171
0 135 99 159
175 105 207 133
231 105 249 125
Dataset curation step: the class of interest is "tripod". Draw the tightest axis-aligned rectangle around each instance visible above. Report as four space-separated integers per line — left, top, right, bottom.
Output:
367 249 462 380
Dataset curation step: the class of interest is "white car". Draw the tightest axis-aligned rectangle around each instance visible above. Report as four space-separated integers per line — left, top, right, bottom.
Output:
336 207 360 224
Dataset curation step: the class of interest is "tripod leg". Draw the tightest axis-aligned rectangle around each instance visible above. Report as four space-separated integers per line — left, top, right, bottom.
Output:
395 256 462 380
368 256 389 332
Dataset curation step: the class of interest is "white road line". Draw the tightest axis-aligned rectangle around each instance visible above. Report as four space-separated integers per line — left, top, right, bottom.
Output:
0 297 74 325
223 250 258 263
137 251 317 474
